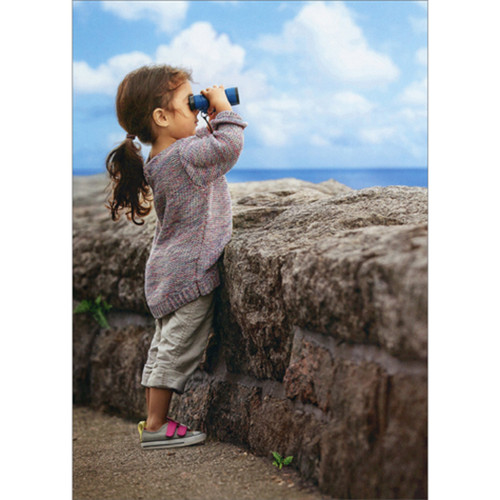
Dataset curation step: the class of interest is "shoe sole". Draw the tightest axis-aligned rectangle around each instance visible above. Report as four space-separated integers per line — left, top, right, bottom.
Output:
141 432 207 450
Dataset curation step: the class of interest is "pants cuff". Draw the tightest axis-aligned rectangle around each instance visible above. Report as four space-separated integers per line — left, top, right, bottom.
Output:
141 369 189 395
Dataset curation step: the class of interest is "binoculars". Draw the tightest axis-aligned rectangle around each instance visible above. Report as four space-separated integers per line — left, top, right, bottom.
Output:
189 87 240 113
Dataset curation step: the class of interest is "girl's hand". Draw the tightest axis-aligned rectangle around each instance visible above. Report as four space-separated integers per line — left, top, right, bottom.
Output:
201 85 232 120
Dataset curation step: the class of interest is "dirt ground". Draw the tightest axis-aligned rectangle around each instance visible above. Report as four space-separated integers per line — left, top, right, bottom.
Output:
73 406 333 500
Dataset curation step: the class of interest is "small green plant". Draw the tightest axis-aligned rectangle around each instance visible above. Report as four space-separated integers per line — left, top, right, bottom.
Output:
74 295 112 329
271 451 293 470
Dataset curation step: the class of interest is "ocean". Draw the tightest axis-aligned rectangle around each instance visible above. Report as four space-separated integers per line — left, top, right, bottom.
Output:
74 167 427 190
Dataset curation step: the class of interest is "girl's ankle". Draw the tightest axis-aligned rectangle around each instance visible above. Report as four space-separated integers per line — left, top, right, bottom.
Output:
145 419 167 432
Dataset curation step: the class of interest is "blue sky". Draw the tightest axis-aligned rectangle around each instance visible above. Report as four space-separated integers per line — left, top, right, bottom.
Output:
73 0 427 174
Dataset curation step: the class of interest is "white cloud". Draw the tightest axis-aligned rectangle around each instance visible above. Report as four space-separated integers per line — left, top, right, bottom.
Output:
243 90 372 148
73 21 268 99
73 51 153 94
326 91 374 117
101 1 188 34
399 77 427 106
310 134 331 147
245 94 303 147
309 127 342 147
256 1 399 87
156 22 246 86
243 2 400 150
73 2 424 159
360 126 397 145
409 15 427 35
416 47 427 66
399 107 427 123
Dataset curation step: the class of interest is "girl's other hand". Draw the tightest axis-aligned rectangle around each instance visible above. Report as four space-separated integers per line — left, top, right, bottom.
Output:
201 85 232 120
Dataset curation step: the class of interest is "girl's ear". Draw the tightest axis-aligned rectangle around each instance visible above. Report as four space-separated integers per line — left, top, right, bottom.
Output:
152 108 169 128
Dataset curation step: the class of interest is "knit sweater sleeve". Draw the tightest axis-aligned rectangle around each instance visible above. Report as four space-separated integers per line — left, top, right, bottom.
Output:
178 110 247 186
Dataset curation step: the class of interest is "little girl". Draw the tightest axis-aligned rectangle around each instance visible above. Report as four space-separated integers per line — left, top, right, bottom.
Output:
105 64 247 450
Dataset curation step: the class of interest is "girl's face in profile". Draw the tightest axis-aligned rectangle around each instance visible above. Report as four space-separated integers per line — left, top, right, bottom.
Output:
167 81 200 140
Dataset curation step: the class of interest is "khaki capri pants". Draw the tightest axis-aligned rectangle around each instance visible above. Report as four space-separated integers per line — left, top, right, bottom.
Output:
141 292 214 394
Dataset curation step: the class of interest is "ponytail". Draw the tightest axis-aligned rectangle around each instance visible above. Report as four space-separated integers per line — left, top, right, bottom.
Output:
105 138 152 226
105 64 192 225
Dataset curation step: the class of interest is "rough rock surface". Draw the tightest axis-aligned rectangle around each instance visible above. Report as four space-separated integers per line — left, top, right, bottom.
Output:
73 174 427 499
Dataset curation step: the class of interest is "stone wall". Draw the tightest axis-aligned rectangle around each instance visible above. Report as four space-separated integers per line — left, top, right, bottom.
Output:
73 174 427 499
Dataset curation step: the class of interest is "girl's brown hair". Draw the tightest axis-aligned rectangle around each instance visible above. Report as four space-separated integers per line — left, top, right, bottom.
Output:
105 64 192 225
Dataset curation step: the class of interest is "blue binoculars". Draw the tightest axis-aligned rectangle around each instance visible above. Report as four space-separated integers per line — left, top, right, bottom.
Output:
189 87 240 113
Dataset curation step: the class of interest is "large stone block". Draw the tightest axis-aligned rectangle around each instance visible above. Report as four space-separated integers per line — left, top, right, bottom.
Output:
218 185 427 384
73 306 100 405
87 316 153 420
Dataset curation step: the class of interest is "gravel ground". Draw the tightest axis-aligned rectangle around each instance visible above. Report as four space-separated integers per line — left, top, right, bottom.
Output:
73 407 333 500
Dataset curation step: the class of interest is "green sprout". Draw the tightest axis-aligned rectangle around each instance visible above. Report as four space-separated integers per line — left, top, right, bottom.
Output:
271 451 293 470
74 295 112 329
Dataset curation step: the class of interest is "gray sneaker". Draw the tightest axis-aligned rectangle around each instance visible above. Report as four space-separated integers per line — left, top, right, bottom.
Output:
138 418 206 450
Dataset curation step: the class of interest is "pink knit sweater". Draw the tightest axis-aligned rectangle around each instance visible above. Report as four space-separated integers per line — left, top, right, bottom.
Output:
143 110 247 319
